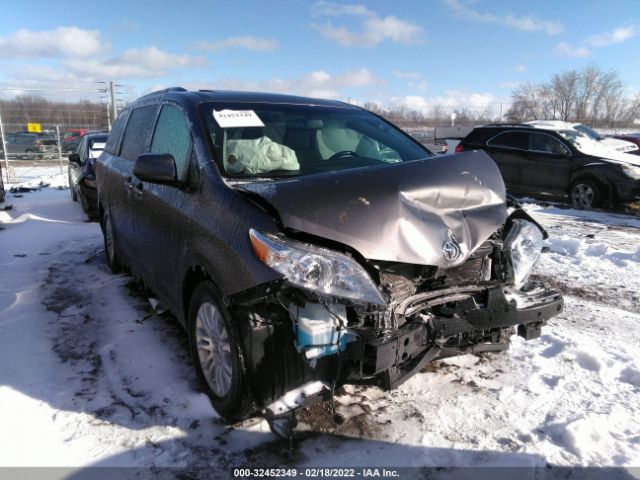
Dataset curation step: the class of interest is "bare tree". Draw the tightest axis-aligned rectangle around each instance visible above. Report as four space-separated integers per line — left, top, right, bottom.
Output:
507 65 632 128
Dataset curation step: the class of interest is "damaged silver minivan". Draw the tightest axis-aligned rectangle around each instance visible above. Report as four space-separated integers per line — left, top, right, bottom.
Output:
96 88 563 435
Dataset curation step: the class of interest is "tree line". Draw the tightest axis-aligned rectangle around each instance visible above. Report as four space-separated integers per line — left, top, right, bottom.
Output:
506 65 639 127
1 66 638 131
0 95 109 130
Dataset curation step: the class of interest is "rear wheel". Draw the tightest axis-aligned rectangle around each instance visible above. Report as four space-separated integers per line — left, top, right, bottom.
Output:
69 173 77 201
570 179 603 209
188 281 253 421
102 209 122 272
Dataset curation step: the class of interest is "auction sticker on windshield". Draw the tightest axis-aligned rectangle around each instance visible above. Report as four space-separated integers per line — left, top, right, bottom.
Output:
213 109 265 128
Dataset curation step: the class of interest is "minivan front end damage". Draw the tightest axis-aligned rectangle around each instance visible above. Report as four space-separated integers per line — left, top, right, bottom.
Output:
227 209 563 424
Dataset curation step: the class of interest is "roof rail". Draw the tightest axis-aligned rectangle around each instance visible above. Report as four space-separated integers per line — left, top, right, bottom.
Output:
137 87 187 101
482 123 528 128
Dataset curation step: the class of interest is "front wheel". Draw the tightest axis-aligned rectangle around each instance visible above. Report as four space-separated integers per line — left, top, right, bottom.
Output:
570 179 603 209
188 281 253 421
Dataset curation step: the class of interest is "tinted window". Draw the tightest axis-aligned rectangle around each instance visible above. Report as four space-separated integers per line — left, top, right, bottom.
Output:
150 105 192 181
528 133 570 155
119 106 157 161
487 131 528 150
105 111 129 155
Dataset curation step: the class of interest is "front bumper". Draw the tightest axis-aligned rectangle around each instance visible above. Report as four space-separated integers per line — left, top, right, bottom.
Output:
347 284 563 389
613 175 640 203
233 282 563 408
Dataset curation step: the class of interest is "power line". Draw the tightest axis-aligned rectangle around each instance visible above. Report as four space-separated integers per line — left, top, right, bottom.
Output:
0 87 100 93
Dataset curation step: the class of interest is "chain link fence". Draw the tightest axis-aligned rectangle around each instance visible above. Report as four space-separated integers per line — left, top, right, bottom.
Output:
1 121 109 185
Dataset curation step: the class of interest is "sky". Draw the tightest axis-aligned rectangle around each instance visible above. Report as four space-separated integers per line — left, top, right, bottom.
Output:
0 0 638 115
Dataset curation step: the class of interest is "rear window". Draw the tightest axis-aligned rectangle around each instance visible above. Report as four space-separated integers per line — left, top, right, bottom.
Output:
119 106 157 161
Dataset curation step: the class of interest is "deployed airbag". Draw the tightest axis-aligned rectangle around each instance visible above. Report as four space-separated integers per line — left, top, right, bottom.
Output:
225 136 299 174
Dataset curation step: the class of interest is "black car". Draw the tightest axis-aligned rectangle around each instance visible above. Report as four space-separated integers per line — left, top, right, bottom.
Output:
68 133 107 219
457 124 640 208
96 88 562 433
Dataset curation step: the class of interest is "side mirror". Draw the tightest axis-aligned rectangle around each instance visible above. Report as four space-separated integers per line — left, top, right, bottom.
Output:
134 153 179 186
68 153 81 164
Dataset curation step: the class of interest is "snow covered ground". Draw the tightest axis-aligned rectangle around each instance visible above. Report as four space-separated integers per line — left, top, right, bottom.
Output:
0 168 639 476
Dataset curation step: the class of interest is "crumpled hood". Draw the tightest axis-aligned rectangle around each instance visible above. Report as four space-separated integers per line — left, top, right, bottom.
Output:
234 151 508 268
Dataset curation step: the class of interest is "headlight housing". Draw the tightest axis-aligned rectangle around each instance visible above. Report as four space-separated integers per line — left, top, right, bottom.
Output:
249 229 385 305
504 219 544 289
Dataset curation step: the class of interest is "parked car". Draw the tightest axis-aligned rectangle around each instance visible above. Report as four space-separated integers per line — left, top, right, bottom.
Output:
610 133 640 155
96 88 563 434
68 132 108 219
525 120 639 154
457 124 640 208
2 132 45 159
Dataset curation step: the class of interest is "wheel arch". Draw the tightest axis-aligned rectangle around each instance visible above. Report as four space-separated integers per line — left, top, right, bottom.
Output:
181 265 224 326
569 169 615 204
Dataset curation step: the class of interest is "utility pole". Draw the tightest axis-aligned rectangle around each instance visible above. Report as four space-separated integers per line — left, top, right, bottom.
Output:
108 81 118 125
98 80 119 131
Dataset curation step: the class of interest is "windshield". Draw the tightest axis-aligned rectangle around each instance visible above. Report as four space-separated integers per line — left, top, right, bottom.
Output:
574 124 603 141
558 129 623 158
200 102 431 178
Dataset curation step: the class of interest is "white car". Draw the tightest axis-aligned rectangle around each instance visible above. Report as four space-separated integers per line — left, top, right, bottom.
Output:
525 120 639 154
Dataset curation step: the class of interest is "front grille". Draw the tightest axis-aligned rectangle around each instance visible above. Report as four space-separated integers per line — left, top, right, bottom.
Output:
445 257 487 284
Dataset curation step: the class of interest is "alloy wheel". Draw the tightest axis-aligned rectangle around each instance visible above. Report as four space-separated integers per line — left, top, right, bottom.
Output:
571 183 595 208
195 302 233 398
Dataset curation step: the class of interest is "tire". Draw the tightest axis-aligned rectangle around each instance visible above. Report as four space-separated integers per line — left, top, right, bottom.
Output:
188 281 254 421
102 209 122 273
69 173 78 202
570 178 603 209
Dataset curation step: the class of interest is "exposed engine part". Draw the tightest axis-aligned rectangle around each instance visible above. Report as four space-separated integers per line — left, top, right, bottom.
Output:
288 302 355 360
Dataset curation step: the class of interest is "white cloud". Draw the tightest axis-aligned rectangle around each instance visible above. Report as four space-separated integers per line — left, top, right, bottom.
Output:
113 46 206 69
443 0 562 35
184 68 382 100
193 36 279 52
515 65 526 72
393 71 422 80
587 26 635 47
64 46 207 79
554 42 591 58
0 26 107 58
390 90 498 115
310 1 424 47
393 71 428 92
500 81 521 89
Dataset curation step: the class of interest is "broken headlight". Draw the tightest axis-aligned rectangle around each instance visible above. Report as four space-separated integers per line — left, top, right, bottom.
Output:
249 229 385 305
504 219 544 289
